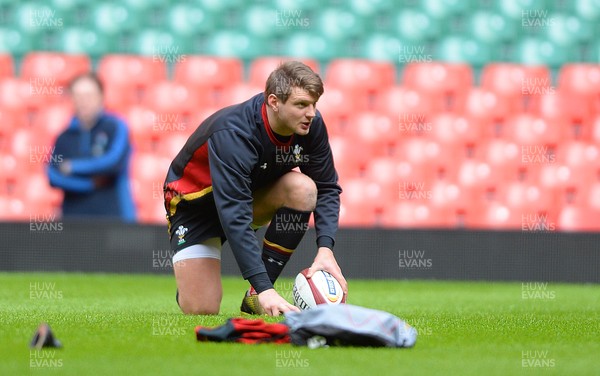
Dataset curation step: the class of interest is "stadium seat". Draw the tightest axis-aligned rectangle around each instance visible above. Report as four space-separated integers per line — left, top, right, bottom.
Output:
20 52 90 102
167 4 216 37
0 107 27 147
544 12 594 46
502 113 562 147
552 141 600 190
0 196 28 221
402 62 473 111
91 2 142 36
314 85 368 126
592 115 600 143
97 54 167 94
344 111 397 157
467 10 518 44
420 0 472 20
339 177 393 214
143 80 210 119
511 37 577 68
558 206 600 232
174 56 243 106
392 8 441 42
460 87 511 138
361 33 404 62
0 28 35 58
558 64 600 113
393 137 458 179
329 136 371 177
379 201 456 229
19 172 62 218
375 86 434 125
205 30 273 60
31 102 73 142
435 35 496 68
477 139 529 182
428 112 482 150
363 157 429 196
317 7 367 41
339 200 378 227
496 180 559 220
57 27 115 58
464 201 530 230
481 63 553 112
157 133 189 160
0 78 35 112
0 54 14 79
282 32 344 62
325 59 396 93
248 57 320 87
217 82 264 108
532 90 590 139
124 105 159 153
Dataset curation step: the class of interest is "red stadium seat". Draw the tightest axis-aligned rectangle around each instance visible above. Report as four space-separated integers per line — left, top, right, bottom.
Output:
344 111 397 157
339 177 389 217
592 115 600 143
143 80 211 119
502 113 562 147
402 62 473 111
325 59 396 94
329 136 370 177
10 128 55 172
0 78 37 112
174 56 243 107
475 139 528 182
558 206 600 232
31 102 74 142
157 133 189 160
460 87 511 138
393 137 461 180
315 86 368 126
248 57 320 87
20 52 91 87
464 201 527 230
428 112 483 151
339 201 378 227
0 54 14 79
532 90 587 139
124 105 159 152
97 55 167 107
379 201 456 229
0 196 28 221
375 86 434 128
18 172 62 218
0 107 28 151
363 157 429 196
217 82 264 108
558 64 600 125
481 63 553 112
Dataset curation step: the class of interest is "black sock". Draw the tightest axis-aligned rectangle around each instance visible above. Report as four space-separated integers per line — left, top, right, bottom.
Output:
261 207 311 284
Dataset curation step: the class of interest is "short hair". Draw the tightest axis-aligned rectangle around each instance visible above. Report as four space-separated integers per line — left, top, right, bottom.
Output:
264 61 324 103
68 72 104 95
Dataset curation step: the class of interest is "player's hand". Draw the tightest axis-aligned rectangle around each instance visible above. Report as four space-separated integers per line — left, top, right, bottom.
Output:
307 247 348 295
257 288 300 316
59 160 72 175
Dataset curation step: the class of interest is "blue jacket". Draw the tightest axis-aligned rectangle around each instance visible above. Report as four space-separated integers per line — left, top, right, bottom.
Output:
47 112 136 222
165 94 341 292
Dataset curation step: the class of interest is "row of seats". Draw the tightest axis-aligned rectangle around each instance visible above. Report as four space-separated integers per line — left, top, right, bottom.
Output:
2 1 600 65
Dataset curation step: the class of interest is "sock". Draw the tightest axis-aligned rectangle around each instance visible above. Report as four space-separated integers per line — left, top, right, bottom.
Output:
261 207 311 284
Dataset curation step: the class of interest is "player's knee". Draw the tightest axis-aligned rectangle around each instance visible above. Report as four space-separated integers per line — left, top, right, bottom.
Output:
180 300 220 315
284 173 317 211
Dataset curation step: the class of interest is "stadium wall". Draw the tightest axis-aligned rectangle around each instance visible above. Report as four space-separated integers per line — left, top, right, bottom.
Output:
1 222 598 283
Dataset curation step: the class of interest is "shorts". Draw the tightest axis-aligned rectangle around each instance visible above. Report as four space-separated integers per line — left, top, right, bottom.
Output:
166 191 227 257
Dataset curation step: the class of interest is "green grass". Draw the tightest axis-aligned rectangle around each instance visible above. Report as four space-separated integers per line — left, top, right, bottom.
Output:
0 273 598 375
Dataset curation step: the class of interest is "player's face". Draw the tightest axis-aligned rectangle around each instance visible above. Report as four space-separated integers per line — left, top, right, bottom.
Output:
70 77 104 128
274 87 317 136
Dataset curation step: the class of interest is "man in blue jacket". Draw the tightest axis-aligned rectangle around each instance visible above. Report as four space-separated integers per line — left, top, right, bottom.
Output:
47 73 136 222
164 61 346 316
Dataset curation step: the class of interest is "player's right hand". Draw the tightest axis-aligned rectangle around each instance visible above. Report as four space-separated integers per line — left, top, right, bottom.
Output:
257 288 300 316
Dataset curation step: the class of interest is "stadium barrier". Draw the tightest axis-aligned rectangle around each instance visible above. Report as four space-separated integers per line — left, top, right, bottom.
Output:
1 221 598 283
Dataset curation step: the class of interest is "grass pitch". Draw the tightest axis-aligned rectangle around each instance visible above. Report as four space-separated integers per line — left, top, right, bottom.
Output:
0 272 598 375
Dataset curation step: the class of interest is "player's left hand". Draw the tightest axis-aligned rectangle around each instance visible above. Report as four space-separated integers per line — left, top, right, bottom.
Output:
307 247 348 295
59 160 72 175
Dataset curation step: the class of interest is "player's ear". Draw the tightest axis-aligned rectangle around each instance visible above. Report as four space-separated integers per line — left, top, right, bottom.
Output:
267 94 279 111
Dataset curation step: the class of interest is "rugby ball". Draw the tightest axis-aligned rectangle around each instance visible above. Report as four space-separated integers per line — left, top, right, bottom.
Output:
292 269 346 310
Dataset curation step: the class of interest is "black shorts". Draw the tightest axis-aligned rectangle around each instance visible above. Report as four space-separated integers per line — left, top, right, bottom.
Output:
166 191 226 253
